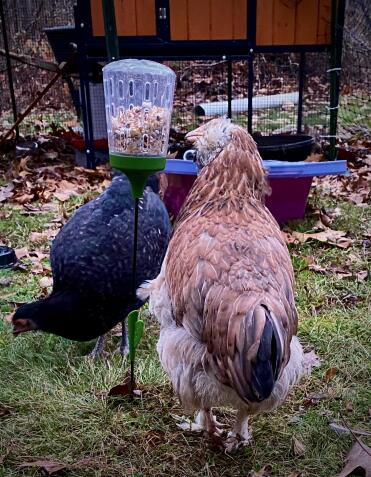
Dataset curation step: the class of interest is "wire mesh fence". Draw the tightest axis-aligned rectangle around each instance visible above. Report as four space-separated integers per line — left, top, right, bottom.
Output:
339 0 370 134
0 0 369 146
0 0 75 137
167 52 331 137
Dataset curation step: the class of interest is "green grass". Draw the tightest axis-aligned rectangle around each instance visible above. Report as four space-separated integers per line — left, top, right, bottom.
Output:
0 194 370 477
339 96 371 129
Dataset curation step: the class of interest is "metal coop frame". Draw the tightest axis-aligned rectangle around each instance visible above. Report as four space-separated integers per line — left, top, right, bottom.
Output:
66 0 346 168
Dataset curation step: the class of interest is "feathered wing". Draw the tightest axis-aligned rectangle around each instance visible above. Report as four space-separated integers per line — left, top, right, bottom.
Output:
51 175 171 297
164 137 298 404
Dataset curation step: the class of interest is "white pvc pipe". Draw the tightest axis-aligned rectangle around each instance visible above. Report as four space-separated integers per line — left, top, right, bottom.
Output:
195 92 299 116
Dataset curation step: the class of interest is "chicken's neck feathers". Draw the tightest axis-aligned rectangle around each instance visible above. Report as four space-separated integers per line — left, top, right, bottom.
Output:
178 134 270 224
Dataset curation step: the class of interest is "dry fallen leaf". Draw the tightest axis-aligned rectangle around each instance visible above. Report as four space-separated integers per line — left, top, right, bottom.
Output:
325 367 339 381
14 193 34 204
336 440 371 477
0 404 11 418
305 153 324 163
291 436 306 457
19 460 67 476
286 229 354 249
303 392 328 407
0 183 14 202
29 231 49 244
54 191 73 202
287 472 302 477
247 465 272 477
308 263 353 279
14 247 28 259
329 422 371 437
107 373 140 398
357 270 368 281
39 276 53 288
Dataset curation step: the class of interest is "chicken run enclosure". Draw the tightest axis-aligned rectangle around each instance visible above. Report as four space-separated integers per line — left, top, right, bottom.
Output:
0 0 369 220
0 1 369 155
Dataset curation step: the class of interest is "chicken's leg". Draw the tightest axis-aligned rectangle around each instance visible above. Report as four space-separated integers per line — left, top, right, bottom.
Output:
224 409 251 453
89 335 106 359
119 319 129 356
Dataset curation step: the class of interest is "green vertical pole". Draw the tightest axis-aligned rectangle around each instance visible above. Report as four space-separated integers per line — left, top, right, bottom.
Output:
329 0 345 160
102 0 120 61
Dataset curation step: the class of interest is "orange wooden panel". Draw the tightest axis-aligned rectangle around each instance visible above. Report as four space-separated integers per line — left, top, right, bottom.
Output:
256 0 273 45
135 0 156 35
210 0 233 39
317 0 331 44
115 0 137 36
188 0 211 40
295 0 319 44
91 0 104 36
232 0 247 39
273 0 296 45
169 0 188 40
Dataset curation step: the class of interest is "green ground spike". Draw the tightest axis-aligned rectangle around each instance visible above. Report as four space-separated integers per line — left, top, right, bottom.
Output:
127 310 144 395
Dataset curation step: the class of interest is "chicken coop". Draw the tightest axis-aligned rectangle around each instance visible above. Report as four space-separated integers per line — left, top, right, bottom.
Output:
44 0 347 222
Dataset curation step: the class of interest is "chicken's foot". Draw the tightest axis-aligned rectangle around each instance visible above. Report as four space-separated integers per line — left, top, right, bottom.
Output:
174 408 224 435
224 410 251 454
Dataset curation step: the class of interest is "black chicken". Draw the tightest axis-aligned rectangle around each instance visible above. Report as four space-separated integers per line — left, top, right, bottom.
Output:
12 173 171 356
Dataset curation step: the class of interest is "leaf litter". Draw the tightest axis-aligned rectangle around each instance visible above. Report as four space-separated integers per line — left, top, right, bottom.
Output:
19 460 67 476
336 440 371 477
0 137 111 207
291 436 306 457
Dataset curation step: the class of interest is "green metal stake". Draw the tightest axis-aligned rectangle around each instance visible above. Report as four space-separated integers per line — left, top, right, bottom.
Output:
101 0 147 393
102 0 119 61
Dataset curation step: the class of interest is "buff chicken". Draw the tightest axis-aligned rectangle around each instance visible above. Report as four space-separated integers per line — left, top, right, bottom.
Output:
138 118 304 452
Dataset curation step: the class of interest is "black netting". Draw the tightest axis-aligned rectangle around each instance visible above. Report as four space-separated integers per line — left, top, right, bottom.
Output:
339 0 371 134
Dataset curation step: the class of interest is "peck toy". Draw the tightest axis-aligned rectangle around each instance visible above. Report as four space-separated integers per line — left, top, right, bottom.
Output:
102 59 176 395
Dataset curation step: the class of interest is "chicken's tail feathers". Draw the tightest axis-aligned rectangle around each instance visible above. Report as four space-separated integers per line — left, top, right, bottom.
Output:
205 302 294 404
249 307 284 401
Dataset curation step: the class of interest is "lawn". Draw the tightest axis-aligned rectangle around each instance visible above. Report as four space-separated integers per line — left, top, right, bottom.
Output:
0 161 370 476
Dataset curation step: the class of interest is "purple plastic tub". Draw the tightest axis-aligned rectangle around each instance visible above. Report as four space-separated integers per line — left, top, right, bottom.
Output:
163 159 347 224
265 177 313 224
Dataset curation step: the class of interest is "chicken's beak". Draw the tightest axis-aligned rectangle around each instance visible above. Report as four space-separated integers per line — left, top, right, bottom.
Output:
185 125 205 143
12 318 37 336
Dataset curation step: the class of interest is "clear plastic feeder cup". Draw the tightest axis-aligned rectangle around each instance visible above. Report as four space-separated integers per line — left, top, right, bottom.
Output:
103 59 176 196
103 59 175 157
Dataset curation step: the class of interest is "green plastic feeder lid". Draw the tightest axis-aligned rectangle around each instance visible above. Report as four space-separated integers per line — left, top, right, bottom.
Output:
110 153 166 198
